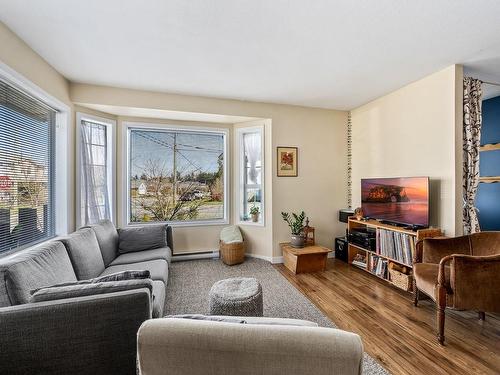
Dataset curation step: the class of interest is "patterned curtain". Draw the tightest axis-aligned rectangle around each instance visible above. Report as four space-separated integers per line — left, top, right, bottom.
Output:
462 77 482 234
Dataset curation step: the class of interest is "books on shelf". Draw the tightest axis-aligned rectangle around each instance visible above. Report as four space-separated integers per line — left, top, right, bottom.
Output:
376 229 415 266
351 253 367 269
369 255 388 279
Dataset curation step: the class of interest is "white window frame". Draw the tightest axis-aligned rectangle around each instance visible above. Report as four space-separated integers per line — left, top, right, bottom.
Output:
0 61 70 244
76 112 116 228
237 125 265 226
122 121 229 227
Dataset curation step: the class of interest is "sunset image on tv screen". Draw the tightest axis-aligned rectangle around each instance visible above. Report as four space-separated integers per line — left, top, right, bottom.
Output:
361 177 429 226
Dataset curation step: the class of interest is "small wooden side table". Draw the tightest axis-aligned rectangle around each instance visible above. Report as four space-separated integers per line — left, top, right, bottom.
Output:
280 243 332 274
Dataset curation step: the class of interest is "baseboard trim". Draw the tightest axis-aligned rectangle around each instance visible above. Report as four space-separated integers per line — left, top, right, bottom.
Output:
246 253 283 264
173 250 332 264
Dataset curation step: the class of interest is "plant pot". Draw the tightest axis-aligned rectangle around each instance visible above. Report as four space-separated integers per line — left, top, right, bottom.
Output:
251 213 259 222
290 234 305 248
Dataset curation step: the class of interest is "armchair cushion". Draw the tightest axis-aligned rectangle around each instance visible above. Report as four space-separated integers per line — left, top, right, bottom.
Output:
118 225 167 254
413 263 451 300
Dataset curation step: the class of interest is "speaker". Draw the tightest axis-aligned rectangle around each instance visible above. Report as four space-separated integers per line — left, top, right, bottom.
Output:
338 209 354 223
335 236 348 262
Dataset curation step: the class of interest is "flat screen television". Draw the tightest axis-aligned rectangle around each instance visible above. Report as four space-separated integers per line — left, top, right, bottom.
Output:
361 177 429 228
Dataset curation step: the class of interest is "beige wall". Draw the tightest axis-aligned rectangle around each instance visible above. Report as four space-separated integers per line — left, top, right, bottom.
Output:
351 65 463 236
0 22 76 232
72 84 348 259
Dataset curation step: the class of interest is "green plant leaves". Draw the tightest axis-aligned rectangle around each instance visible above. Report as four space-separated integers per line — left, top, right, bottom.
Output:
281 211 306 235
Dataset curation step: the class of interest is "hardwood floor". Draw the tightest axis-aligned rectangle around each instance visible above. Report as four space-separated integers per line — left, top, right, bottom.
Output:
275 259 500 375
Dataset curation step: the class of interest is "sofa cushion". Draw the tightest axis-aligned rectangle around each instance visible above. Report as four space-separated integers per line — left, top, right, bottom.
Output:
60 228 105 280
152 280 166 318
118 225 167 253
30 279 154 303
4 241 77 305
110 247 172 266
100 259 169 285
85 219 119 266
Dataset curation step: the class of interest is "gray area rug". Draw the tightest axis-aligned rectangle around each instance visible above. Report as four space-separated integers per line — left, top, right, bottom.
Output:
166 257 389 375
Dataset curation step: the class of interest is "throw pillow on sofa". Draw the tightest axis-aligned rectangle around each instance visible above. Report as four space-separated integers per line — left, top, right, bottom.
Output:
118 225 167 253
30 270 152 295
94 270 151 282
30 279 154 303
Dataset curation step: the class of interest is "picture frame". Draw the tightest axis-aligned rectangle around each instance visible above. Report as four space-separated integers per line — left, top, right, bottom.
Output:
277 146 298 177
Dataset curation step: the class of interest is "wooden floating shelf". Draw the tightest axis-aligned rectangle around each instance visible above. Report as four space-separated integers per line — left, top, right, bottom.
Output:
479 176 500 184
479 143 500 152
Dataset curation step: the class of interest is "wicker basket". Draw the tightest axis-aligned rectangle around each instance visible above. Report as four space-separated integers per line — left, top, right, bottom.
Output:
220 240 245 266
389 268 413 292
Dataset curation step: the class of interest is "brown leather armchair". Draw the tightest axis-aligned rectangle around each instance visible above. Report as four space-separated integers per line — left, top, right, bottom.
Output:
412 232 500 344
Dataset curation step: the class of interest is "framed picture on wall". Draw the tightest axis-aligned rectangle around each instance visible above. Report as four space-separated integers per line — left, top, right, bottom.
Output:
277 147 298 177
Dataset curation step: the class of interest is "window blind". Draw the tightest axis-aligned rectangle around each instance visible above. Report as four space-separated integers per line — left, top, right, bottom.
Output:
0 79 56 253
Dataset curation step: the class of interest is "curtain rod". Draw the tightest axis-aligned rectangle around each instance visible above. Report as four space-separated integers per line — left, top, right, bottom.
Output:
482 80 500 87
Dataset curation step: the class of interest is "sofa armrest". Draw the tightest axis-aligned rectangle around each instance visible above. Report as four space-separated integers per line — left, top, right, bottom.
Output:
0 289 152 375
138 318 363 375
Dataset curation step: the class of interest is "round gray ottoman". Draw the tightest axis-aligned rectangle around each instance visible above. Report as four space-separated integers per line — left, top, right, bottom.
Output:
209 277 263 317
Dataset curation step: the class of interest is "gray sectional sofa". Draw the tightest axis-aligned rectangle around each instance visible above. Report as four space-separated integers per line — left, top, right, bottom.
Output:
0 219 173 375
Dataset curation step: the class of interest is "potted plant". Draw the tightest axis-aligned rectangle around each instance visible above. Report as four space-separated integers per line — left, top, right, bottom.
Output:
250 206 260 222
281 211 306 248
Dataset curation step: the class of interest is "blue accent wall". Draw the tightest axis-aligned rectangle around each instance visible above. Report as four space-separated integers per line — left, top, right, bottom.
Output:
476 95 500 230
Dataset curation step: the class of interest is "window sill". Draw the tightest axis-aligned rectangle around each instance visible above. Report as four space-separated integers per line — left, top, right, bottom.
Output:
238 220 265 227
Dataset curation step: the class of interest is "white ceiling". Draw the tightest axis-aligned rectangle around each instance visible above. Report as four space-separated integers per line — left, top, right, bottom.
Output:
2 0 500 110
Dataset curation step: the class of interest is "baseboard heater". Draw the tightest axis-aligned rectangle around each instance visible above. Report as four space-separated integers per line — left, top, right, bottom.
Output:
172 250 220 262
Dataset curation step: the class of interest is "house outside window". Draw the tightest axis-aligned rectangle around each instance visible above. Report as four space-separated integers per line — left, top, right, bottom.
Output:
126 123 228 226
